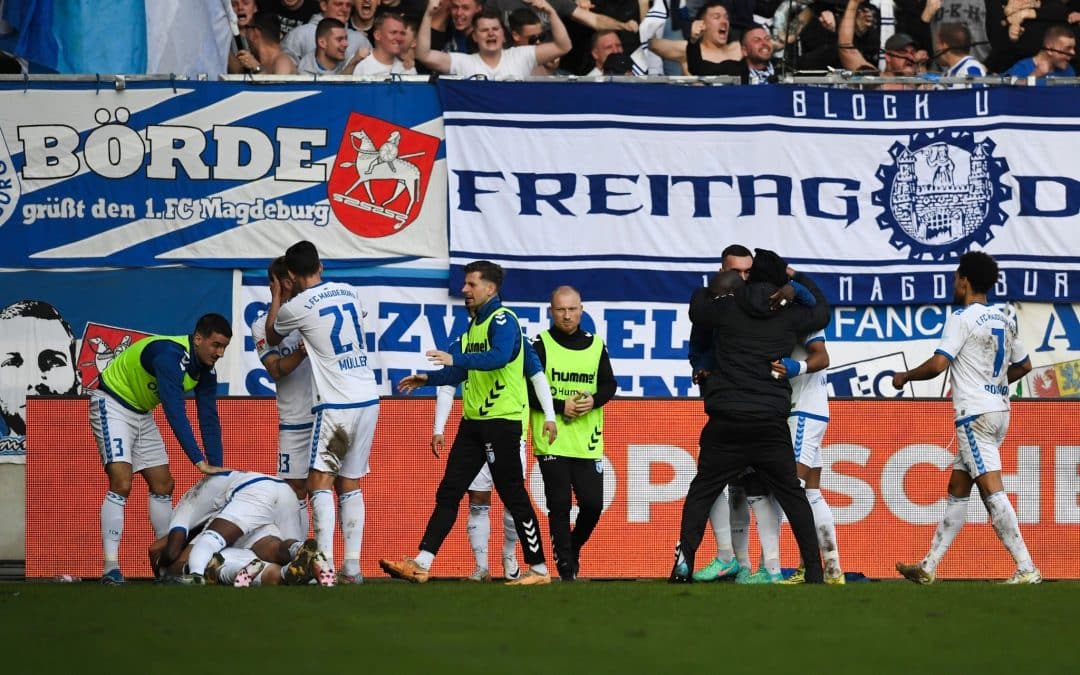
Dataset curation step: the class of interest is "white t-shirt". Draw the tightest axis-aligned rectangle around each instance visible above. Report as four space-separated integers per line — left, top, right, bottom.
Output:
274 281 379 410
449 46 538 80
353 54 416 77
789 329 829 420
252 313 314 426
936 302 1027 420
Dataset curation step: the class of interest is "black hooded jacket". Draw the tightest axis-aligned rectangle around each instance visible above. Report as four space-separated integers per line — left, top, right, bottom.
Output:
688 272 830 418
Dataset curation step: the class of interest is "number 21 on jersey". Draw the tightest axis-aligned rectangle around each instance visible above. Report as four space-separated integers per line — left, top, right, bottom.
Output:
320 302 366 355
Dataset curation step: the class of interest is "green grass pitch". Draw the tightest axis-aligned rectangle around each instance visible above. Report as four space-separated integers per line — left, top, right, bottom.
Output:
3 580 1076 673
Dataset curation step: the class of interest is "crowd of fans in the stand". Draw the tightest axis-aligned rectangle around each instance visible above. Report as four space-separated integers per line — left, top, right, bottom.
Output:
224 0 1077 81
3 0 1074 80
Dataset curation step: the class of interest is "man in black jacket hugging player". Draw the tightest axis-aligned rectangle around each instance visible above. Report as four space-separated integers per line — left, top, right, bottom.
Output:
672 249 831 584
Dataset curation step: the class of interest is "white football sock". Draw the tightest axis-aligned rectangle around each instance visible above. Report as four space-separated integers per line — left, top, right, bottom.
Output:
101 491 126 573
749 494 781 575
502 509 519 560
806 488 841 572
985 491 1034 572
923 494 968 573
338 489 365 577
215 550 249 585
729 487 751 568
251 565 270 586
288 540 302 558
415 550 435 570
148 493 172 539
310 489 337 568
297 497 309 539
467 504 491 570
708 491 734 562
531 562 548 576
187 530 227 576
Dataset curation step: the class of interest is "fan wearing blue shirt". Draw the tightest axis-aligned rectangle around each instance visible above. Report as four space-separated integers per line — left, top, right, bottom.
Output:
1004 23 1076 84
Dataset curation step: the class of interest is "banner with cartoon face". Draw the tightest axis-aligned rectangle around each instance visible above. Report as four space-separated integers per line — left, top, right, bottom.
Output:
0 268 233 463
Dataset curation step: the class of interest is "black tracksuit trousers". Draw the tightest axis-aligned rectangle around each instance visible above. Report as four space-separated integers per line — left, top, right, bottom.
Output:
677 412 824 583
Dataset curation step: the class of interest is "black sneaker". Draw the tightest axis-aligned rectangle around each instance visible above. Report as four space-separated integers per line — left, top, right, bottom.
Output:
557 561 576 582
668 562 692 584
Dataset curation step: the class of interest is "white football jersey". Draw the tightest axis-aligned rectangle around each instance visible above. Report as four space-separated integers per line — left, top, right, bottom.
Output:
789 330 829 420
936 303 1027 419
274 281 379 409
168 470 268 533
252 312 314 426
169 473 232 533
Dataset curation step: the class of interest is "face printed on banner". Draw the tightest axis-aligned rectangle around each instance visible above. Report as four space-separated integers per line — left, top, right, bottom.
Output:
0 301 80 436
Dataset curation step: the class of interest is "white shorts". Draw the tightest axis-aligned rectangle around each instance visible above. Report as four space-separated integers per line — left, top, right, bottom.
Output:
216 477 298 540
88 389 168 473
234 523 282 550
468 438 527 492
954 411 1007 478
169 474 231 534
789 414 829 469
277 424 313 480
309 404 379 479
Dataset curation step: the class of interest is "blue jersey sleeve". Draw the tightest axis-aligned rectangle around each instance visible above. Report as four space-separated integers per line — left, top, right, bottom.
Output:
688 322 716 372
423 334 468 387
194 372 223 466
523 337 543 377
143 341 205 465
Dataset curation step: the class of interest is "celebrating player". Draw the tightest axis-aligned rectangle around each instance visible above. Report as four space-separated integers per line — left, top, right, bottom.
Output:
894 252 1039 584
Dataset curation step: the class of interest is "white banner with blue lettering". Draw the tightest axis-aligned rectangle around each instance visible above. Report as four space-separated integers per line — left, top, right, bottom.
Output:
0 81 446 269
440 81 1079 306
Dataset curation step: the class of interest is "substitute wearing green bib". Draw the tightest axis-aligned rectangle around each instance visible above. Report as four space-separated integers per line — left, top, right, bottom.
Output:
89 313 232 586
385 261 557 586
101 336 198 413
527 286 617 581
530 331 604 458
462 307 526 421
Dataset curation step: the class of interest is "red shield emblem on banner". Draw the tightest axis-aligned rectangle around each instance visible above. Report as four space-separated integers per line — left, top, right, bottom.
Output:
327 113 440 238
78 323 152 390
1030 366 1061 398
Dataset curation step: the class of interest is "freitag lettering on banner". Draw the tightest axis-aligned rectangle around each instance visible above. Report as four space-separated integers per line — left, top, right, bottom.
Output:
25 398 1080 580
0 81 447 268
440 82 1079 306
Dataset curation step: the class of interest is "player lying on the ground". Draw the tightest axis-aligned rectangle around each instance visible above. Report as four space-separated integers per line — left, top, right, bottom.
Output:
150 535 328 587
149 470 333 586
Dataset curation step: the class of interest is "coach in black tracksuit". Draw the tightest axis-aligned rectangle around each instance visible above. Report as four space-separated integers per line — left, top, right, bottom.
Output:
673 249 830 584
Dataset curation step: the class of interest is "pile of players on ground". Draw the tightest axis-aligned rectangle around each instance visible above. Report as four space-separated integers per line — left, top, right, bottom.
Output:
151 469 337 587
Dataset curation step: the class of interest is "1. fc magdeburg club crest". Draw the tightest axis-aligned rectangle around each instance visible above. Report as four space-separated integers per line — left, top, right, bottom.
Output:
872 130 1011 260
327 113 440 238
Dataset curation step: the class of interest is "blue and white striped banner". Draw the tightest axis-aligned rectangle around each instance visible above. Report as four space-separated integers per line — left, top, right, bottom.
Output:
0 80 446 269
440 81 1080 306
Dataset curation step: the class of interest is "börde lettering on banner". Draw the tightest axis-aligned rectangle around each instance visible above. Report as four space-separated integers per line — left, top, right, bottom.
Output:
0 81 446 268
